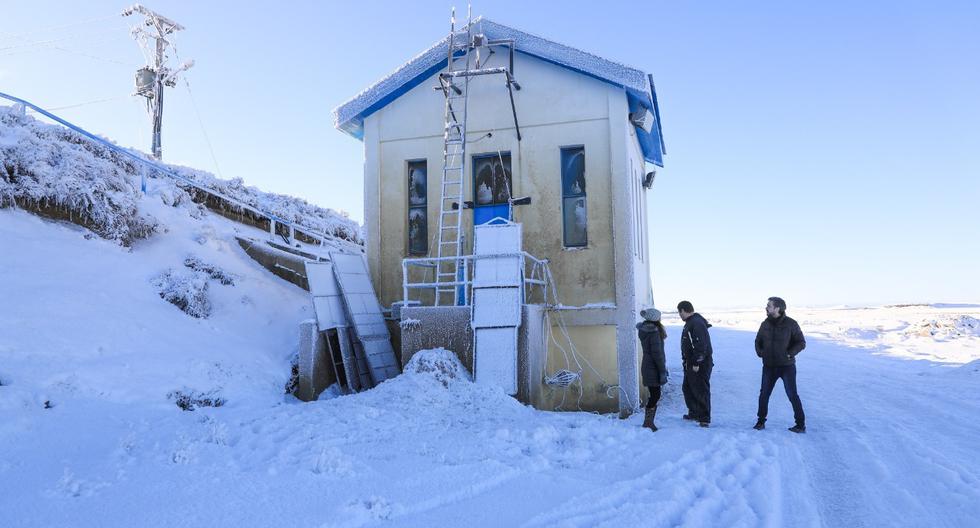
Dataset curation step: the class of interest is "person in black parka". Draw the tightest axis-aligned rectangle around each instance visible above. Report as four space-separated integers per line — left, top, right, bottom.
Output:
754 296 807 433
637 307 668 432
678 300 713 427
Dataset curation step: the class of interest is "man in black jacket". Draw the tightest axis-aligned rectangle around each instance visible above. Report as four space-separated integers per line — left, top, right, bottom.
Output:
678 300 713 427
753 296 807 433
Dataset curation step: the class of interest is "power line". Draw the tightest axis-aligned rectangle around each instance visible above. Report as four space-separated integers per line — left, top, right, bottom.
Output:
181 77 225 180
0 32 120 53
0 14 119 43
45 95 131 112
0 30 136 66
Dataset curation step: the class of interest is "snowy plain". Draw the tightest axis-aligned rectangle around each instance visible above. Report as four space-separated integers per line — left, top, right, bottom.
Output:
2 201 979 527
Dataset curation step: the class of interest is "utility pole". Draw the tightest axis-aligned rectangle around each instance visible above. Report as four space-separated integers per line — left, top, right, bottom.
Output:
122 4 193 160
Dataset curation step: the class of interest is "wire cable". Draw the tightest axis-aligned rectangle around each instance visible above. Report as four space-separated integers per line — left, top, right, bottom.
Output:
45 95 130 112
0 14 119 42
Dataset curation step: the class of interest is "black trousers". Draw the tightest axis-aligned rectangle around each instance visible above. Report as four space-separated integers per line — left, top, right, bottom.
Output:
645 385 662 409
682 362 712 422
758 364 805 426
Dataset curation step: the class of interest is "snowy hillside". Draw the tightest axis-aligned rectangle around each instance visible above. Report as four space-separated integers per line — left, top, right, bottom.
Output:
0 104 361 245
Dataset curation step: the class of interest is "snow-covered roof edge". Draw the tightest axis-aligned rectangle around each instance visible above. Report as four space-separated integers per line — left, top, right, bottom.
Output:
332 17 665 166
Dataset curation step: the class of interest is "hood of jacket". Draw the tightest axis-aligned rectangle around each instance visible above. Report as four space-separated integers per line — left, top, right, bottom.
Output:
636 320 661 335
687 312 712 329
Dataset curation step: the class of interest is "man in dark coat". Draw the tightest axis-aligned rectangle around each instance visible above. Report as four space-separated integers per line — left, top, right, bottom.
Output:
637 307 668 431
678 300 713 427
753 296 807 433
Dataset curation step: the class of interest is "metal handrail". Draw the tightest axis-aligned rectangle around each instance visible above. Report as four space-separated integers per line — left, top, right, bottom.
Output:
0 91 362 253
402 251 549 307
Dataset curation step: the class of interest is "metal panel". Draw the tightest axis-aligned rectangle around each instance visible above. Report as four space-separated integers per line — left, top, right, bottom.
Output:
306 261 349 331
330 251 400 385
473 222 523 286
474 327 518 395
361 337 401 383
472 288 522 327
346 330 374 390
474 222 521 254
337 328 366 392
470 221 523 396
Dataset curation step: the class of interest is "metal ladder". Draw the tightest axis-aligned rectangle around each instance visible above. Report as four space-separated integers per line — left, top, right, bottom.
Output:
434 7 473 306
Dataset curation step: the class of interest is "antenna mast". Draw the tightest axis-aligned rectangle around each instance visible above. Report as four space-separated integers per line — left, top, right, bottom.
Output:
122 4 193 160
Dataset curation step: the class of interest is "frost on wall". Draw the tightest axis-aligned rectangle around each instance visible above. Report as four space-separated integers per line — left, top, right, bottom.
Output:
169 166 363 245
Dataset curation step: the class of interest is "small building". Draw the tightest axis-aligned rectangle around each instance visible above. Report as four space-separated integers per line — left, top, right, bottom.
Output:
333 17 665 414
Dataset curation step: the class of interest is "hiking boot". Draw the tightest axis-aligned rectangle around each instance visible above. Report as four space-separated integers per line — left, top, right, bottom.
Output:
642 406 658 432
788 424 806 434
753 419 766 430
698 421 710 428
682 413 695 421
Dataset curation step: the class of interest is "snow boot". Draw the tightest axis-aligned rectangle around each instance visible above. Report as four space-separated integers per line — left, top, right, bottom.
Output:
642 406 658 432
789 424 806 434
698 420 710 428
753 419 766 430
682 413 695 421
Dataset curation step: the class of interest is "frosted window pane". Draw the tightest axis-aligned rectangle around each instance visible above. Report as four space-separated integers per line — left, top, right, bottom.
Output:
562 196 587 247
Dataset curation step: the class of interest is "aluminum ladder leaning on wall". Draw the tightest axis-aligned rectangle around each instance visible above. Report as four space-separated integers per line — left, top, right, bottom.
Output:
433 7 474 306
429 8 524 308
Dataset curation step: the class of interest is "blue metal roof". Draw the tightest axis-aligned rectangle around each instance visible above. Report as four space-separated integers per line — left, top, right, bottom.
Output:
333 17 665 166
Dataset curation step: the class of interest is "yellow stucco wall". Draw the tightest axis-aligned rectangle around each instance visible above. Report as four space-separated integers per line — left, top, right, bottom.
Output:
538 324 621 413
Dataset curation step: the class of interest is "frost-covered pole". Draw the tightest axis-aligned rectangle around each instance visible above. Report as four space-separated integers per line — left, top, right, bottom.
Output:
122 4 190 161
151 36 165 159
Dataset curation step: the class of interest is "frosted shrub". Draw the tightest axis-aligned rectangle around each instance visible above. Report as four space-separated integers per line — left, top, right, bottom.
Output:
151 269 212 319
183 256 237 285
0 106 158 245
167 389 225 411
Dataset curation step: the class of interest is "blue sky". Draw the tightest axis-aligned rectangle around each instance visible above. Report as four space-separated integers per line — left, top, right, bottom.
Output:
2 1 978 308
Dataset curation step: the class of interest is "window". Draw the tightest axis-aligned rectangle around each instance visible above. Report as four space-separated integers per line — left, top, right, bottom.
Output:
472 152 512 225
407 160 427 255
561 147 587 247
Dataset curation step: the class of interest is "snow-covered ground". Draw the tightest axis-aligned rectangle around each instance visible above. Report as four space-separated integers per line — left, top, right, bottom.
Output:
3 101 979 527
2 201 979 526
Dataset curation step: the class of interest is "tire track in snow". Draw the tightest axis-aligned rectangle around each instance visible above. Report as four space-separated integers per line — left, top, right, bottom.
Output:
795 341 980 527
521 434 783 528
